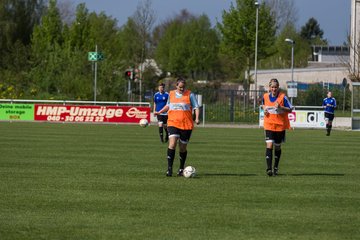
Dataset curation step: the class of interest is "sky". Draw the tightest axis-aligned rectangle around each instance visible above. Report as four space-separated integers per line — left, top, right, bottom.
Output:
66 0 351 45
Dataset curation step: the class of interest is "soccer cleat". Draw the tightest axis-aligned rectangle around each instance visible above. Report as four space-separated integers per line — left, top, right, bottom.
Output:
266 169 273 176
166 168 172 177
326 133 330 136
177 169 184 177
273 168 279 176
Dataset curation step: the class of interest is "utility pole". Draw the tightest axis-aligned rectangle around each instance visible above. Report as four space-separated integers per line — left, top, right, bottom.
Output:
94 45 98 104
254 1 259 112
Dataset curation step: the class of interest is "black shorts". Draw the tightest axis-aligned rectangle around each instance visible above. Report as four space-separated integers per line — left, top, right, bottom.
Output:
324 112 335 121
156 115 168 124
167 126 192 144
265 130 286 144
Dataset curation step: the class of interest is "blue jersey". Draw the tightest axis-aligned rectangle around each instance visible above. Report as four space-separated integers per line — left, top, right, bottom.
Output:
262 93 293 109
154 92 169 115
322 97 336 114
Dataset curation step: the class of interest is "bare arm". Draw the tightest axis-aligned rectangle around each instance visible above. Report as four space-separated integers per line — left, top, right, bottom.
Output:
154 105 169 115
194 108 200 125
275 101 292 113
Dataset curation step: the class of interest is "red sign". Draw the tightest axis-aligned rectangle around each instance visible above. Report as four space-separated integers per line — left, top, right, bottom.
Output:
34 104 150 123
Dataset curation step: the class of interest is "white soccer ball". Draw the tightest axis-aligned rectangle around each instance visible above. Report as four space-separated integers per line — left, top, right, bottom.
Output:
139 118 149 127
183 166 196 178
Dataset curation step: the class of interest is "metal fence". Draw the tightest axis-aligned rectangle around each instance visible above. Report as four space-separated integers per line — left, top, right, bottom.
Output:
196 86 352 123
196 89 265 123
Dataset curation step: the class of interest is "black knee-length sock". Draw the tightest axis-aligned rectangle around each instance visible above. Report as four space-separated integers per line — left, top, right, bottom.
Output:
266 148 273 170
159 127 164 141
274 149 281 169
179 151 187 169
167 148 175 170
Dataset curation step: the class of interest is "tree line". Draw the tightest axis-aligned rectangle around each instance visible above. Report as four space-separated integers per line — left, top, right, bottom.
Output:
0 0 330 102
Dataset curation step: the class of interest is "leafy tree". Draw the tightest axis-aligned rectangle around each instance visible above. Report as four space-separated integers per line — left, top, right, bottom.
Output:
217 0 276 89
0 0 45 98
0 0 45 51
261 23 310 70
154 9 198 74
182 15 220 80
117 18 143 67
63 7 126 101
88 14 128 101
300 17 327 45
67 3 91 50
154 17 184 74
155 10 220 80
30 0 64 95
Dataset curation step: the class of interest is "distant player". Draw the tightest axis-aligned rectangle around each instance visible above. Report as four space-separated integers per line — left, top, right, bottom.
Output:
154 78 200 177
322 91 336 136
262 78 293 176
153 83 169 143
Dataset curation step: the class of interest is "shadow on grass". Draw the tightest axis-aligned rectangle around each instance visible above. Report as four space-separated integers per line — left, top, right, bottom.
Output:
285 173 345 177
202 173 257 177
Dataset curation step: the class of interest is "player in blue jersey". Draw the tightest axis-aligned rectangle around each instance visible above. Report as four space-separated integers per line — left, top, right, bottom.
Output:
322 91 336 136
153 83 169 143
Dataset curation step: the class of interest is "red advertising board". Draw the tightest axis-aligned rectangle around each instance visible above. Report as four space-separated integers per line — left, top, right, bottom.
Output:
34 104 150 123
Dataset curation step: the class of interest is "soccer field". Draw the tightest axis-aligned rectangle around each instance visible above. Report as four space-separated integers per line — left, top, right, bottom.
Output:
0 122 359 239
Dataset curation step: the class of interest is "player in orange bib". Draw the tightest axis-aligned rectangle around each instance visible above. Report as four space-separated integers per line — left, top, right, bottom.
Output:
154 78 200 177
262 78 293 176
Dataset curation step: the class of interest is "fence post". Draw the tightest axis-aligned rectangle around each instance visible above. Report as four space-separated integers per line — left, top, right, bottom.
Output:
230 90 235 122
202 104 205 127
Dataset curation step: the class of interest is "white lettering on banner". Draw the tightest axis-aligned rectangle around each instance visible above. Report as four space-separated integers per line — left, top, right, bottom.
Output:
72 107 123 118
79 108 92 116
126 107 148 118
36 106 68 115
37 106 124 118
259 108 326 128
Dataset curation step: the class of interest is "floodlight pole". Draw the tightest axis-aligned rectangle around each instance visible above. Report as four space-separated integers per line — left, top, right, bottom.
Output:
94 44 98 104
254 1 259 112
285 38 295 104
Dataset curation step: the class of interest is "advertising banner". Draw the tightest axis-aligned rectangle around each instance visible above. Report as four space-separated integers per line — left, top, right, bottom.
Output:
0 103 34 121
34 104 150 123
259 108 326 128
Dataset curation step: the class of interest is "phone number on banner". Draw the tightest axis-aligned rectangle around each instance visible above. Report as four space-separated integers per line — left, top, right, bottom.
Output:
47 115 105 122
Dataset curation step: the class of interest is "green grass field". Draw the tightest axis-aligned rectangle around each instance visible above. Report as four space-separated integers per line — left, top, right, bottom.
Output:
0 122 359 239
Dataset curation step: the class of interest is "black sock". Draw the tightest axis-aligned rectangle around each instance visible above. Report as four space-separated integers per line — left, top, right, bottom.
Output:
159 127 164 141
274 149 281 169
167 148 175 170
266 148 273 170
164 127 169 139
179 151 187 169
329 125 332 133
